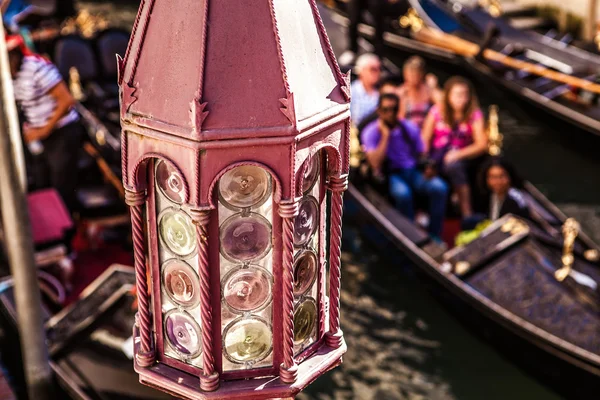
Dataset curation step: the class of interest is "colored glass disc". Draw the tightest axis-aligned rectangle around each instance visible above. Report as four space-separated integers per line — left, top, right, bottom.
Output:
294 196 319 246
293 250 317 296
223 318 272 363
220 213 271 262
159 209 196 257
219 166 270 209
223 266 272 312
162 260 200 307
156 161 186 203
293 298 317 344
302 156 320 194
165 310 202 358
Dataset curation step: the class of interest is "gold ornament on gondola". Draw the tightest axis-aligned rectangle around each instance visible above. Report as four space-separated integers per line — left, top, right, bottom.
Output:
399 8 424 33
61 10 109 38
555 218 580 282
501 217 528 236
479 0 502 18
487 105 503 156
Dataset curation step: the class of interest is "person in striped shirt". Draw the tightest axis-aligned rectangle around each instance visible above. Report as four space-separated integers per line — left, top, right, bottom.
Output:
8 34 83 213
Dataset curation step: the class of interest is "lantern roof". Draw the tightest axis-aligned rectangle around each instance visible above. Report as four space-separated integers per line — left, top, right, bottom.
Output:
119 0 350 140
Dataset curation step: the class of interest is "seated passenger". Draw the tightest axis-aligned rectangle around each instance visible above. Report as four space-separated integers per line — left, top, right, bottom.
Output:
421 76 488 220
357 76 401 132
361 93 448 238
398 56 441 129
350 53 381 128
479 157 530 221
8 34 83 213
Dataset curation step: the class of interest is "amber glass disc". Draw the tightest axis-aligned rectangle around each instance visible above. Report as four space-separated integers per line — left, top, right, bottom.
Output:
159 209 197 257
156 160 186 204
220 213 272 262
293 298 317 344
222 266 272 312
219 166 271 209
294 196 319 246
293 250 318 296
164 310 202 358
162 260 200 307
223 318 272 364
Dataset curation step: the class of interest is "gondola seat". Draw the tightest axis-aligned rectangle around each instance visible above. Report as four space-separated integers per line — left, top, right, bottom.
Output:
54 35 98 84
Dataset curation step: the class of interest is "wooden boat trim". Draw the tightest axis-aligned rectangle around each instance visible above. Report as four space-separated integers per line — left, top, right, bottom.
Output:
462 57 600 136
328 9 459 63
524 181 600 252
347 183 600 372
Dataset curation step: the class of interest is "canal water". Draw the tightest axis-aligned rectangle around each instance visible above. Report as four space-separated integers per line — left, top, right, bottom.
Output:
77 1 598 399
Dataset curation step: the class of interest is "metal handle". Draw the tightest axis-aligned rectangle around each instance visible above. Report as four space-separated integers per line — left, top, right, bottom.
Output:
555 218 580 282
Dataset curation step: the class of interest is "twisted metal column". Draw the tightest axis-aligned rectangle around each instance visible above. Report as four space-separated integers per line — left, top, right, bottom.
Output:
125 189 155 367
278 201 299 384
190 209 219 391
325 175 348 349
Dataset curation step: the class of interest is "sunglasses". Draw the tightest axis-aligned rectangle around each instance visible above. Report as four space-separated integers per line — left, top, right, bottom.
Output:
379 106 398 113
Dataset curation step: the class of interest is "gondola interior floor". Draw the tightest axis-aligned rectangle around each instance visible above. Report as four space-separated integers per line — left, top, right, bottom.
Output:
66 227 133 306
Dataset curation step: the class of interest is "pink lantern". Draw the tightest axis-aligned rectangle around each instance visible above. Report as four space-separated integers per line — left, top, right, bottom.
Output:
118 0 351 398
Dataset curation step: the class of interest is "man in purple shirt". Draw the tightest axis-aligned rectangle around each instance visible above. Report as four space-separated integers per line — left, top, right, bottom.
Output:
361 93 448 238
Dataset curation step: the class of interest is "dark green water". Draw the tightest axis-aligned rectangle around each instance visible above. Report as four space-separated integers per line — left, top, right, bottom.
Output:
78 1 598 398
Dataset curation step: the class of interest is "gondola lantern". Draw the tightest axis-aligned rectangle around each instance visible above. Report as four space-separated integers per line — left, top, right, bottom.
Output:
118 0 350 398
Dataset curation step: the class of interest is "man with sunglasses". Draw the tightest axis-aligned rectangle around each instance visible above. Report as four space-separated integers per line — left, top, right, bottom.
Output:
361 93 448 239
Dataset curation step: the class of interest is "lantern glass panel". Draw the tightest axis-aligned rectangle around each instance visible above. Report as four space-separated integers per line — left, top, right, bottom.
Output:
151 160 203 369
293 152 325 357
218 166 275 372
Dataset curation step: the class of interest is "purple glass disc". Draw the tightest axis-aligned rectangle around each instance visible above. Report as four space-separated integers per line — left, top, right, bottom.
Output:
220 213 272 262
164 311 202 358
293 196 319 246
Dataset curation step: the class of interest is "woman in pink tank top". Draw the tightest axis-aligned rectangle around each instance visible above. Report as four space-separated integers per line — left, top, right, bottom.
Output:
398 56 440 129
422 76 488 219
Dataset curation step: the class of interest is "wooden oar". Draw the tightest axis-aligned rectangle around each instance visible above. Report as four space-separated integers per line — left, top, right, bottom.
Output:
410 25 600 94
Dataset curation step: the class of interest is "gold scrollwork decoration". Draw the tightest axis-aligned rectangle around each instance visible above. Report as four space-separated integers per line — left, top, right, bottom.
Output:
555 218 580 282
488 105 503 156
61 10 109 38
501 217 528 236
399 8 424 33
